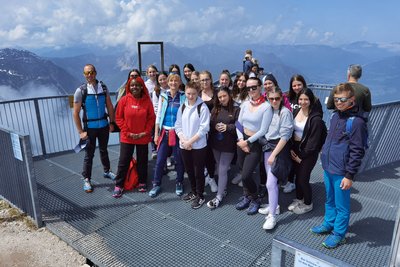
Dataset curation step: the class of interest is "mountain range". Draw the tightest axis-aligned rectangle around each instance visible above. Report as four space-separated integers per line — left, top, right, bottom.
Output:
1 42 399 103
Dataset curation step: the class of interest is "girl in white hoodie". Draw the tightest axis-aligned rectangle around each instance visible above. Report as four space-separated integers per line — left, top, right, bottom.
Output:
175 81 210 209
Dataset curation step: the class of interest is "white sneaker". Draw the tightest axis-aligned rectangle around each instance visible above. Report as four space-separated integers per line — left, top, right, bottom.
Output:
283 182 296 193
166 157 172 167
231 173 242 184
207 177 218 193
258 204 280 215
238 181 243 187
288 199 304 211
293 203 313 214
262 214 277 230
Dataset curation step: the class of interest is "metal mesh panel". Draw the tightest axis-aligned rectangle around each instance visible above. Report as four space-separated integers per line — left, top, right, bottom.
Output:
0 126 42 226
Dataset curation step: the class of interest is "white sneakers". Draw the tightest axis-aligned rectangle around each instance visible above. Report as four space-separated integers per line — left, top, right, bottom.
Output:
288 199 304 211
204 174 218 193
263 214 277 230
293 203 313 214
231 173 242 184
258 204 280 215
282 182 296 193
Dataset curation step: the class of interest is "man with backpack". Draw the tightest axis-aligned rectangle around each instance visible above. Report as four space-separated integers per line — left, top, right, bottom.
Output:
72 64 116 193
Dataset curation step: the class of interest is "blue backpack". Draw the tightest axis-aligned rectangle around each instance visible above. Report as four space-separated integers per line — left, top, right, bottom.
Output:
345 116 369 149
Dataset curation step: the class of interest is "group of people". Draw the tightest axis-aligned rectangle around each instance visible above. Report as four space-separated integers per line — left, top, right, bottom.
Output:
73 60 371 249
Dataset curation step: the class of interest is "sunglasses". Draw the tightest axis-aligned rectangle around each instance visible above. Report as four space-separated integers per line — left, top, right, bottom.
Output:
83 70 95 76
130 74 139 78
247 86 259 91
268 97 281 102
334 97 351 103
200 78 210 83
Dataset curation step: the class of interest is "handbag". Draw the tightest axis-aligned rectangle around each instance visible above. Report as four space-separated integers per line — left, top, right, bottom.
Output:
124 157 139 191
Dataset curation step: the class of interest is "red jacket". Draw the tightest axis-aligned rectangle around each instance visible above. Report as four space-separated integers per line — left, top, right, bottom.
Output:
116 78 155 145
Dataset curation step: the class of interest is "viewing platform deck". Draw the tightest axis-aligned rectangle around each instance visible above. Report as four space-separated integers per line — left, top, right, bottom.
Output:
33 145 400 267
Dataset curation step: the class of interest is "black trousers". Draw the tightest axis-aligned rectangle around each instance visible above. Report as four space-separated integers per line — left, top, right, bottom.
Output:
292 141 319 205
82 125 110 180
115 142 149 187
181 147 207 198
237 141 262 199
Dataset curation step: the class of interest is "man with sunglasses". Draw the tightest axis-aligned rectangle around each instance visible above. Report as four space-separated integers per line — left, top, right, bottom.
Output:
327 64 372 117
73 64 116 193
311 83 367 248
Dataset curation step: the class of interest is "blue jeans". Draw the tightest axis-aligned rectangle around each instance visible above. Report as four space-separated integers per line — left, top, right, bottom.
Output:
323 170 351 237
152 131 184 186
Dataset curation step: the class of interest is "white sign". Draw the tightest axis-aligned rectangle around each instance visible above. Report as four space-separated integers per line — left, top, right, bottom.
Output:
10 133 23 161
295 251 334 267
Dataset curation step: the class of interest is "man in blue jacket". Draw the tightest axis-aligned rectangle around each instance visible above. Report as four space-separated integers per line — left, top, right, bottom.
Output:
311 83 368 248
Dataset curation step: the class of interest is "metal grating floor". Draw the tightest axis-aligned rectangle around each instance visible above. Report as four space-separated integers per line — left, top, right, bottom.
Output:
33 145 400 267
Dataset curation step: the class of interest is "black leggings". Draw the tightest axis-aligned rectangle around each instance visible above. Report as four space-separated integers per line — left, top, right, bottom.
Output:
237 141 262 199
292 141 319 205
115 142 149 187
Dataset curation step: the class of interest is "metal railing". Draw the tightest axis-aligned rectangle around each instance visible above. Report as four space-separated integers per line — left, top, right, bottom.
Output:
0 94 118 157
271 236 354 267
0 126 42 227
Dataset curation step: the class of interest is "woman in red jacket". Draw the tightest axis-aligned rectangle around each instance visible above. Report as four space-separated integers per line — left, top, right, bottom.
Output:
113 77 156 198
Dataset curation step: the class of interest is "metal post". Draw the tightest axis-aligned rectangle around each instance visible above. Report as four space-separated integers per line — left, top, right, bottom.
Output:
34 99 47 155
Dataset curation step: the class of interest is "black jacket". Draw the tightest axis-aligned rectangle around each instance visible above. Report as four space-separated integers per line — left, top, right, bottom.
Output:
293 106 326 159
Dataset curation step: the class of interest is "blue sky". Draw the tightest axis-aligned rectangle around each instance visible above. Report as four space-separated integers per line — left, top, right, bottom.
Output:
0 0 399 50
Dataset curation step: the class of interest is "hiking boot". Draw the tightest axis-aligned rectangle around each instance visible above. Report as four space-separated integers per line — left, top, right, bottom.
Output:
112 186 123 198
207 197 222 209
235 196 251 210
137 183 147 193
191 196 205 209
310 224 332 235
182 192 197 202
282 182 295 193
103 171 116 181
206 177 218 193
175 182 184 196
247 199 260 215
231 173 242 184
293 203 313 214
288 199 304 211
83 178 93 193
322 233 346 249
262 214 277 230
148 185 161 198
258 204 280 215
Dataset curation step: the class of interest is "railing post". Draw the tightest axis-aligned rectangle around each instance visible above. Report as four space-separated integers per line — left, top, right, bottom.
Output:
33 99 47 156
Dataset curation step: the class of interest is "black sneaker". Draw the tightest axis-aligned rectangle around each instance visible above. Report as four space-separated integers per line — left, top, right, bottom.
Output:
191 197 205 209
182 192 196 202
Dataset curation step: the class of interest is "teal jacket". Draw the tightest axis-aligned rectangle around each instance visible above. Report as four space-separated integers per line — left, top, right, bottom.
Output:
156 90 186 128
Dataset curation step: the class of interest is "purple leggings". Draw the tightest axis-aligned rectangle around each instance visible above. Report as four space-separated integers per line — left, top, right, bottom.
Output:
264 151 279 216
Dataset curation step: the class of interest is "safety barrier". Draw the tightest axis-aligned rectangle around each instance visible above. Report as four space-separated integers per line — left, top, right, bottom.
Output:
271 236 354 267
0 126 42 227
0 93 118 157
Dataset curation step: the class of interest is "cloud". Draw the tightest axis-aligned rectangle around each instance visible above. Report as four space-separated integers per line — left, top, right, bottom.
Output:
320 31 334 44
307 28 319 39
276 21 303 44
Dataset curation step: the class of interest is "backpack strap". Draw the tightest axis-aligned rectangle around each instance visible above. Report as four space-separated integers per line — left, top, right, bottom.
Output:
346 116 355 135
79 84 88 130
181 102 202 117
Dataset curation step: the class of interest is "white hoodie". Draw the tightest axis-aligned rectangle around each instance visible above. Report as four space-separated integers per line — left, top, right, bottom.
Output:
175 96 210 150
